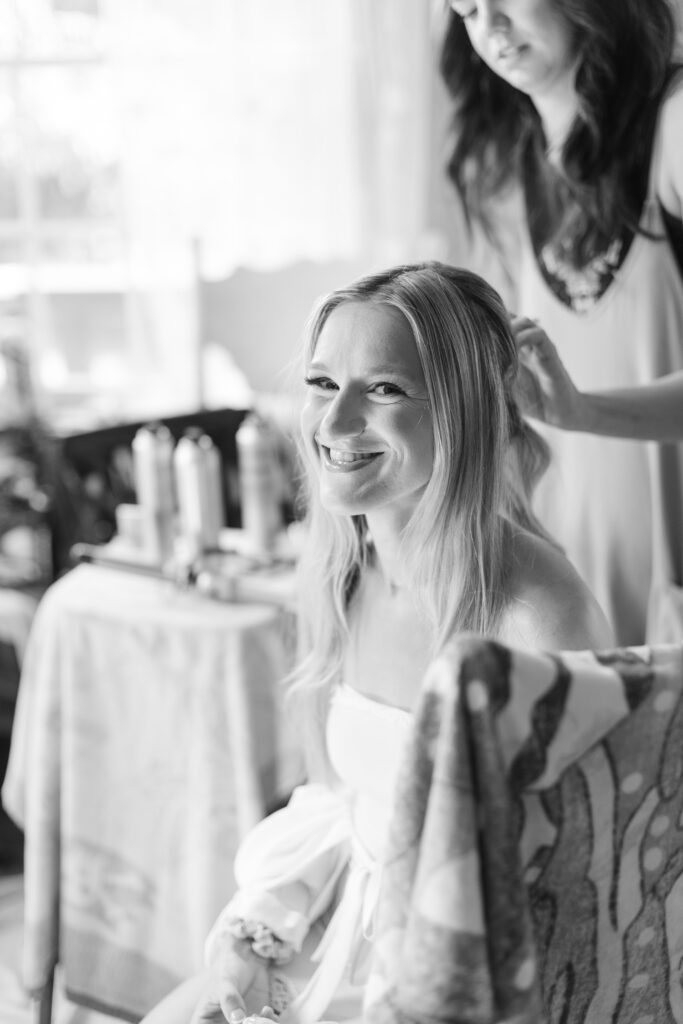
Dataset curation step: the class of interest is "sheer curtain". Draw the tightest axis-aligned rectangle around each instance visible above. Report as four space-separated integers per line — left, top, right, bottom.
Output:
104 0 439 273
101 0 442 411
0 0 442 421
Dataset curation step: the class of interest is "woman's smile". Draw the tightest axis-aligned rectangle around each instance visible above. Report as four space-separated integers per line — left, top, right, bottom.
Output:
321 445 383 470
301 300 433 522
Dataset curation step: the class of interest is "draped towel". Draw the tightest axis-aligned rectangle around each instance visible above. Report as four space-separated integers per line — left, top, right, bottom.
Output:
365 634 683 1024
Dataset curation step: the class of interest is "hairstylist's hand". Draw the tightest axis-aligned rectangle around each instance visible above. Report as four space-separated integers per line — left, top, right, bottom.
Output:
511 315 584 430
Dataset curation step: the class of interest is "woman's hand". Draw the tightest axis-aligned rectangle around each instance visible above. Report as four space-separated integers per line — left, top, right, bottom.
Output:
189 976 247 1024
190 937 266 1023
225 1010 278 1024
190 985 278 1024
511 316 585 430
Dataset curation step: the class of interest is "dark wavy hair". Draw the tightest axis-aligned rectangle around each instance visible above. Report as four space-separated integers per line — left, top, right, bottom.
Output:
440 0 682 266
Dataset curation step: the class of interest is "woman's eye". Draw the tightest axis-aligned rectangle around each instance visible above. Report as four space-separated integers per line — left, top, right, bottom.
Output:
304 376 337 393
372 382 405 398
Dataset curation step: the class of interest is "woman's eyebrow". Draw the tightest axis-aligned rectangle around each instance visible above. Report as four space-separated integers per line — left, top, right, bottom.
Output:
309 361 415 377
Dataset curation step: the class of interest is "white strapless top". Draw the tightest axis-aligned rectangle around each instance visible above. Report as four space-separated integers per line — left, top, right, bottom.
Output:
278 686 412 1022
327 684 412 859
208 684 414 1024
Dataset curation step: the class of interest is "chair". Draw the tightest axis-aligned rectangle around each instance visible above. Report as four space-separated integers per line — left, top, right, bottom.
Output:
365 635 683 1024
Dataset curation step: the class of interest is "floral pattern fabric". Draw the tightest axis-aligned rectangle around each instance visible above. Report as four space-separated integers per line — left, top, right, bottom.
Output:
365 635 683 1024
537 233 630 313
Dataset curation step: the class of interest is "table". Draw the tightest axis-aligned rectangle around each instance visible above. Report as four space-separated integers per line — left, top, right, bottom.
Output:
2 564 303 1023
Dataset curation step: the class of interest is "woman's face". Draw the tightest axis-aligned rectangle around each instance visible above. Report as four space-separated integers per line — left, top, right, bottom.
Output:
449 0 578 101
301 301 434 525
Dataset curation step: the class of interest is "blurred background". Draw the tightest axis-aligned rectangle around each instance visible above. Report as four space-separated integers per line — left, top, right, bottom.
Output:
1 0 518 594
0 0 495 432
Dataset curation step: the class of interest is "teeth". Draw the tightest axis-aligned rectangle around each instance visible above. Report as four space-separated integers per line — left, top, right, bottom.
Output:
329 448 368 464
497 44 522 58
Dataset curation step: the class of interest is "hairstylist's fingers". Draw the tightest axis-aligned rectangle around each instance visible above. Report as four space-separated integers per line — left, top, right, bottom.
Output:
512 366 543 419
510 314 542 338
510 313 537 328
515 323 548 350
516 329 566 378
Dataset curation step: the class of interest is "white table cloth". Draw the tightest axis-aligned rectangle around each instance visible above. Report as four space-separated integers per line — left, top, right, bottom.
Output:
2 564 303 1023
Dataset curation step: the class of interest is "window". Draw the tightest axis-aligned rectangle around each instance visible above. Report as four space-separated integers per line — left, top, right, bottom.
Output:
0 0 439 431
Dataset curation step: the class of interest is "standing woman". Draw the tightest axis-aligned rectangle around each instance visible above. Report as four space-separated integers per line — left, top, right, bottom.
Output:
440 0 683 644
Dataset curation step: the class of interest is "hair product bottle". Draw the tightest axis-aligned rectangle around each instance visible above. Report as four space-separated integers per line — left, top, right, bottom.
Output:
235 413 283 560
132 423 175 564
174 428 224 556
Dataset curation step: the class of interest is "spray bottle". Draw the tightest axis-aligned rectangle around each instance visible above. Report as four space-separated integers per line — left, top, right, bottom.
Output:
132 423 176 565
174 428 225 556
235 412 284 559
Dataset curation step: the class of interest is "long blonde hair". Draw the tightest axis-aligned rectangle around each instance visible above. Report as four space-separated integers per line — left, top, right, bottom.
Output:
289 262 552 761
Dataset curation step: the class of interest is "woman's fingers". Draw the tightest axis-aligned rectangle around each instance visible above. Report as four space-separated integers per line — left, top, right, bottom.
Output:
512 318 563 371
191 992 238 1024
219 980 247 1022
230 1014 277 1024
189 978 247 1024
511 316 585 429
512 366 545 421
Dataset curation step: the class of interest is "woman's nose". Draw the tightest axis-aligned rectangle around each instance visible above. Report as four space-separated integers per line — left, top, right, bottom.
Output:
320 389 365 440
477 0 511 37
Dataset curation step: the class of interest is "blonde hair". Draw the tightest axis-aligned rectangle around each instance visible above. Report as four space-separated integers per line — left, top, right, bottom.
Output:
289 262 552 765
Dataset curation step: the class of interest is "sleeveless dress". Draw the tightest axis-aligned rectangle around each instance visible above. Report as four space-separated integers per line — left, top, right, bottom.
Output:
204 684 412 1024
518 86 683 646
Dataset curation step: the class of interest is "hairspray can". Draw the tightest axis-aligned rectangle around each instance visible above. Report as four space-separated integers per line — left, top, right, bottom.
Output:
132 423 175 564
235 413 283 559
174 428 224 555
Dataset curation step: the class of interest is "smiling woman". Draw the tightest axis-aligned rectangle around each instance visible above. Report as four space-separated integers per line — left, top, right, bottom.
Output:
293 262 612 712
140 261 612 1024
301 302 433 523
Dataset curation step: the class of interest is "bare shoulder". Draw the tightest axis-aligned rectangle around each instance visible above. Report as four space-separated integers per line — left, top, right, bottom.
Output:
497 530 614 653
657 77 683 217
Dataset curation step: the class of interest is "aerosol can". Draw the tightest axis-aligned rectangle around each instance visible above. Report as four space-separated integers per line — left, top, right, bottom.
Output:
173 428 224 556
132 423 176 564
235 412 283 559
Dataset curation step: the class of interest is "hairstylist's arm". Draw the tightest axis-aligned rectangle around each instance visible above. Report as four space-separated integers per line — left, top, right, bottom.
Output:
513 316 683 442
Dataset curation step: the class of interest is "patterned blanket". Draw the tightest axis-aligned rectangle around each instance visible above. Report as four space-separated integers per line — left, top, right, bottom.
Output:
364 635 683 1024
